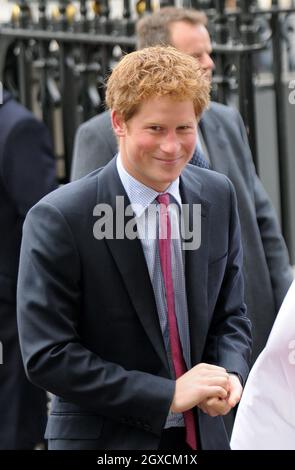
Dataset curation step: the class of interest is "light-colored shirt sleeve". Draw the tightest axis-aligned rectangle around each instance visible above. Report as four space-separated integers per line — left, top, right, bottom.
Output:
231 280 295 450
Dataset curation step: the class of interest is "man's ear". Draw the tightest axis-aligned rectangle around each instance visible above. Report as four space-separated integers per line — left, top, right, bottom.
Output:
111 110 127 137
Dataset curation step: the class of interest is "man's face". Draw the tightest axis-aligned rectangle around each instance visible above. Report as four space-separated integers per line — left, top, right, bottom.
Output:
169 22 214 80
112 95 197 192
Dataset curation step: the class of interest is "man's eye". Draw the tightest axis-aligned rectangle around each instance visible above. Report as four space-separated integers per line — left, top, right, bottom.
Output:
150 126 162 131
178 126 193 131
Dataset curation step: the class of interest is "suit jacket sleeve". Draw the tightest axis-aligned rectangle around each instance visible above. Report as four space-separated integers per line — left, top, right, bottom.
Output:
2 117 57 218
17 201 174 435
235 109 293 311
203 179 252 385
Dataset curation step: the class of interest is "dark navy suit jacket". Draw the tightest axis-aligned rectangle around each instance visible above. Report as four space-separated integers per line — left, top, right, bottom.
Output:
0 89 57 448
17 158 251 450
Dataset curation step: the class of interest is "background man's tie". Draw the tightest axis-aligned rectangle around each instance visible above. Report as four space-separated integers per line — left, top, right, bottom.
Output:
157 193 197 450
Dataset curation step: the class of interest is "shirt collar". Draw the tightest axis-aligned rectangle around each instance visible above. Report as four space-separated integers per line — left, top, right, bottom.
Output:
116 153 182 218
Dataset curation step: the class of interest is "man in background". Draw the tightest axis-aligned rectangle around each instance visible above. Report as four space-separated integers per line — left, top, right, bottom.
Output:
0 88 57 448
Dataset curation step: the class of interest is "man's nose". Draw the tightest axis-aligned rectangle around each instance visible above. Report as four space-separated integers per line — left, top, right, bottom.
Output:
203 53 215 72
199 53 215 74
160 132 181 154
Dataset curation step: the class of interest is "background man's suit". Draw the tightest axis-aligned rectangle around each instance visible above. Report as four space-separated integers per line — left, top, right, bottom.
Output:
17 158 251 450
71 103 293 363
0 89 57 448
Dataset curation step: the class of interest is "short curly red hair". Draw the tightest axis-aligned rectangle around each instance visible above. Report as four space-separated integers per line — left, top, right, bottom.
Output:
105 46 210 122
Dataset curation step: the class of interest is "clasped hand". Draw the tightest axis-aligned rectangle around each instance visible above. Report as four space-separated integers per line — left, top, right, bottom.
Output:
170 363 242 417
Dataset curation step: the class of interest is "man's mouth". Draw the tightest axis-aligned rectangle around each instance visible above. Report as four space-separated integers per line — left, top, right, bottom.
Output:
153 156 182 164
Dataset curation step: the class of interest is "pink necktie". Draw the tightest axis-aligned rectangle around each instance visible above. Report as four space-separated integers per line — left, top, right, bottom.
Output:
157 193 197 450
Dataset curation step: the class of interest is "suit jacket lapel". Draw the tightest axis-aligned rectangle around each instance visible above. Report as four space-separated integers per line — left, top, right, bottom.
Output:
96 159 169 372
200 107 229 175
180 169 211 364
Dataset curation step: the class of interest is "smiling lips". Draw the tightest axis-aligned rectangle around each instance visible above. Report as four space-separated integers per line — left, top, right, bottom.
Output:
154 156 183 164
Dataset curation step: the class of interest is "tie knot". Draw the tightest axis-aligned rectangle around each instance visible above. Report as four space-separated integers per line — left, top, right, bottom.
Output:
157 193 170 207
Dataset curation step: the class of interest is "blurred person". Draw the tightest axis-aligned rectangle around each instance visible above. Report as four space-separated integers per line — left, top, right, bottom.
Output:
231 280 295 450
17 46 251 450
0 88 57 449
